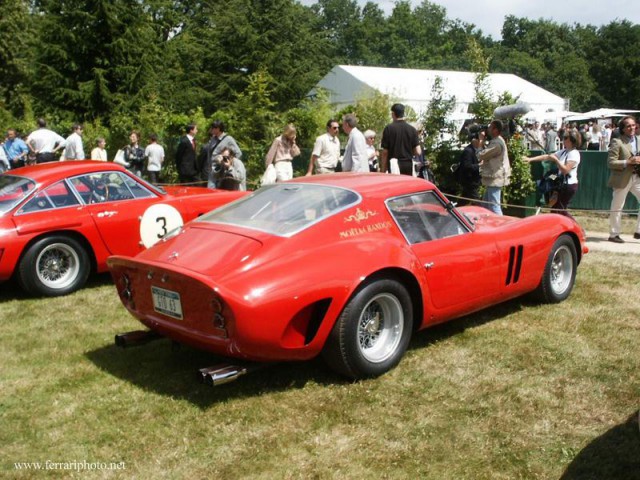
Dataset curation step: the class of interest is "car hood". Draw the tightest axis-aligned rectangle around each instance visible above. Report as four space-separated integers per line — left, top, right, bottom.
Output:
136 223 263 278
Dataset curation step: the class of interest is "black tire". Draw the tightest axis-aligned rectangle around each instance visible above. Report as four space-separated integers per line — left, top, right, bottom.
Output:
17 235 90 297
535 234 577 303
322 279 413 379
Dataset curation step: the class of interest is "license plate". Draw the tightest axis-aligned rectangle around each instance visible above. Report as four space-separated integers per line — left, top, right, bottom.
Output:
151 286 183 320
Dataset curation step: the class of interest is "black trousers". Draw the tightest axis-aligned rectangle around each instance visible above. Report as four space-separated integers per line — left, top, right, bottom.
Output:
36 152 57 163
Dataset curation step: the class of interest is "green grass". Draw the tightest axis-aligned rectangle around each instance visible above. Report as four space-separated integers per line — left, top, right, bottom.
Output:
571 211 637 234
1 253 639 479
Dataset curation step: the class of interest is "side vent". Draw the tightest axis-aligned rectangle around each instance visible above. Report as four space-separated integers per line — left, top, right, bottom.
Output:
505 245 524 286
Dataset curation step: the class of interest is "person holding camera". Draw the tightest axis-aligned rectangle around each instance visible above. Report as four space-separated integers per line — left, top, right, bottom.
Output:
209 147 246 191
479 120 511 215
606 115 640 243
524 131 581 218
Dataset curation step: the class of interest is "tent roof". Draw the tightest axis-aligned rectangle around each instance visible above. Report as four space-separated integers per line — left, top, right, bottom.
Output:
314 65 567 114
564 108 640 122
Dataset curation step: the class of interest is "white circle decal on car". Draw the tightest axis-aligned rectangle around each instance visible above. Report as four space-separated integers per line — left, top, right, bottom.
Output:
140 204 183 248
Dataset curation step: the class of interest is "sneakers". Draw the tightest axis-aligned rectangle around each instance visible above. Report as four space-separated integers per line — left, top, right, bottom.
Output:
635 233 640 239
608 235 625 243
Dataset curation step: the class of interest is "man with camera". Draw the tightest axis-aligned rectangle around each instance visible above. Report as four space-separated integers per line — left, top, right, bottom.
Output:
606 115 640 243
479 120 511 215
201 120 243 186
209 147 246 191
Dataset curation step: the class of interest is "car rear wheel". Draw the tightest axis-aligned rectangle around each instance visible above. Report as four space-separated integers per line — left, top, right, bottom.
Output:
18 235 90 297
535 234 577 303
322 279 413 379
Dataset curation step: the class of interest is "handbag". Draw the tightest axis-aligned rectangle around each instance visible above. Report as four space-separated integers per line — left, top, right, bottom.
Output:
261 163 277 186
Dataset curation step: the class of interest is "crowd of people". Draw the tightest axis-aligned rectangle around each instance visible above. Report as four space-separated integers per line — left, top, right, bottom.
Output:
521 120 619 153
2 109 640 240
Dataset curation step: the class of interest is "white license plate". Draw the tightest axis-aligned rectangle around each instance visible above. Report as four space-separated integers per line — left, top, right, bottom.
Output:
151 286 183 320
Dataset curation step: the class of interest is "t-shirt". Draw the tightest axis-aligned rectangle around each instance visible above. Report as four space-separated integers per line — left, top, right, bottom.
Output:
145 143 165 172
381 120 420 164
555 148 580 185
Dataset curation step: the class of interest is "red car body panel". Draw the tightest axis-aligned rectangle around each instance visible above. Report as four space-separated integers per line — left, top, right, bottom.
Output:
0 161 247 285
108 173 588 363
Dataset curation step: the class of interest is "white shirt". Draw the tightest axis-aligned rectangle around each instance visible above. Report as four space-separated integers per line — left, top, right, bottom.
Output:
27 128 66 153
91 147 108 161
556 148 580 185
311 133 340 169
63 132 85 160
145 143 165 172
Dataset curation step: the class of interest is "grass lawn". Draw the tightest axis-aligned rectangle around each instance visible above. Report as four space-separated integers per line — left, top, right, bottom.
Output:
1 251 639 479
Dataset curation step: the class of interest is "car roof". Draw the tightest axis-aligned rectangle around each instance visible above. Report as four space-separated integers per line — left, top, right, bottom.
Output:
8 161 127 183
284 173 437 199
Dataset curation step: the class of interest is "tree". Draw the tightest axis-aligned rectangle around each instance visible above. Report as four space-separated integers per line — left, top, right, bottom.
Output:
0 0 34 119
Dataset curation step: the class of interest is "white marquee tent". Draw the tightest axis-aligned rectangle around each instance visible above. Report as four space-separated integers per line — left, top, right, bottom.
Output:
311 65 568 121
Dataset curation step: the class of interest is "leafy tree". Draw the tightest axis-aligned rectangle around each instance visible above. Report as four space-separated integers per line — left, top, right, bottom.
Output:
467 38 496 124
419 76 457 192
0 0 34 119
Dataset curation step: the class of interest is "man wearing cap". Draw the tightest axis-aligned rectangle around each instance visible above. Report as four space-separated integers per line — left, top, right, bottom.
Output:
380 103 421 175
306 119 340 175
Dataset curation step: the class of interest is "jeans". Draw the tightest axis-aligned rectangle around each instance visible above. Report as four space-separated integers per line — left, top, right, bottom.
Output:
482 186 503 215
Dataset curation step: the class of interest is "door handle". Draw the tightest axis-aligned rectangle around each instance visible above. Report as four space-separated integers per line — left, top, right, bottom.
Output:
424 262 434 270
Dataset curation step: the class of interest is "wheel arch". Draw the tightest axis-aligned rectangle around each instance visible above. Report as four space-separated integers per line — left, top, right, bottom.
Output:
14 230 98 278
354 267 424 332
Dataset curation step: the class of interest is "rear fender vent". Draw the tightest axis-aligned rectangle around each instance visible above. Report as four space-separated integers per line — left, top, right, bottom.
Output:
282 298 333 348
505 245 524 286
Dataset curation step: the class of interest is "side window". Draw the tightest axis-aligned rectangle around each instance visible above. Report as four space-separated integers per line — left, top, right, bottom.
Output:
18 181 80 214
69 172 153 204
122 174 155 199
387 192 467 244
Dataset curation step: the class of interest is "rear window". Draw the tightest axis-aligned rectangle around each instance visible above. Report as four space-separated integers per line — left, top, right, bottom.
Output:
0 175 37 215
197 183 360 236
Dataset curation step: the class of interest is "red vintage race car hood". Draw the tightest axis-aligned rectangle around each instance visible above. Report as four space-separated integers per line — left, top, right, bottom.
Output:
134 223 263 278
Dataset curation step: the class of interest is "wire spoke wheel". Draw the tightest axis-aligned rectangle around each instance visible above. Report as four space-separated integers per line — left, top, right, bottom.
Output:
356 293 404 363
35 242 81 289
549 244 573 296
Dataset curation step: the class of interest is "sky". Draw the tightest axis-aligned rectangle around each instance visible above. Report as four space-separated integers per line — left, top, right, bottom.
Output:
302 0 640 39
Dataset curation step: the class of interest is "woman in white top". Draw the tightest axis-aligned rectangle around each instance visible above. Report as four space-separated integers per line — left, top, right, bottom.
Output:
524 131 580 219
264 124 300 182
90 138 108 161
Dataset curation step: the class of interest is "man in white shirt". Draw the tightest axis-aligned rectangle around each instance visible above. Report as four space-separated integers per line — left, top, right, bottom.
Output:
341 114 369 173
63 124 85 160
27 118 67 163
306 119 340 175
144 133 165 185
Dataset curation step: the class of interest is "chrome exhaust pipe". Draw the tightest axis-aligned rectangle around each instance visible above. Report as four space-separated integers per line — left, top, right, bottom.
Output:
114 330 162 348
199 365 249 386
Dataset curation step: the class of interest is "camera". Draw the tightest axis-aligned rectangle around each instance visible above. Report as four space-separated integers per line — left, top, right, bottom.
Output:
212 155 231 175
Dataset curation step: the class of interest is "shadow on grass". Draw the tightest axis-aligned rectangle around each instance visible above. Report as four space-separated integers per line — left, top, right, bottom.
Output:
560 411 640 480
86 340 341 409
85 296 529 407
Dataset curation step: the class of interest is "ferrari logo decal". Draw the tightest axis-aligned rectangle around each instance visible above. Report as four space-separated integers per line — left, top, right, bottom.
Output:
344 208 378 224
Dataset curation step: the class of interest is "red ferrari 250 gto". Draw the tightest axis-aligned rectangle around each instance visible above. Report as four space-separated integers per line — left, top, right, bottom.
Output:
108 173 588 382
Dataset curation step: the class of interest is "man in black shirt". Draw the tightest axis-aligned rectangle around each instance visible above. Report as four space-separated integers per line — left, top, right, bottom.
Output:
380 103 421 175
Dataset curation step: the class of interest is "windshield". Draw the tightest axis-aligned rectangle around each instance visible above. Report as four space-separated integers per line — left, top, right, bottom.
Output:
197 183 360 236
0 175 37 215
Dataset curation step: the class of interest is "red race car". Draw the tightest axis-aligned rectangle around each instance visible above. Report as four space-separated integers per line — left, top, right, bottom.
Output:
108 173 588 382
0 161 246 296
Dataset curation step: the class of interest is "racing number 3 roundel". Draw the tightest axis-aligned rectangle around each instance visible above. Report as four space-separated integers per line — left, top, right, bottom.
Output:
139 204 184 248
